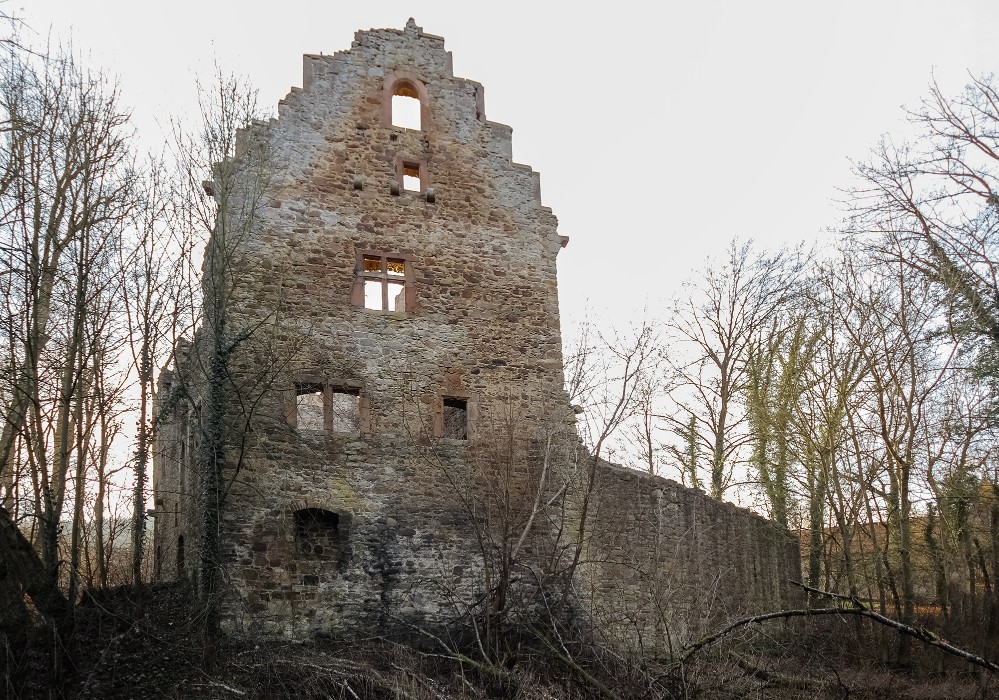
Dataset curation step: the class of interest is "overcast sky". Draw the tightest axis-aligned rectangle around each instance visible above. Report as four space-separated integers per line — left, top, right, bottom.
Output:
18 0 999 334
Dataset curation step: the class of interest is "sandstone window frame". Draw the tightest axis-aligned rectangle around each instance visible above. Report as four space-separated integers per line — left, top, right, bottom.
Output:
290 379 368 434
329 386 362 433
434 393 476 442
397 158 426 193
382 73 429 131
352 250 415 313
294 383 325 431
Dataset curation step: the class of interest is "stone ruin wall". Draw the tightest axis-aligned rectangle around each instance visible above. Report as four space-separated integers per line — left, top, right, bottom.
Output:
581 462 800 650
152 20 800 647
152 339 199 583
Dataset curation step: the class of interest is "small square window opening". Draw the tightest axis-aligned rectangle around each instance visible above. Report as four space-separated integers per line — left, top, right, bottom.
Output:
294 508 341 559
402 162 421 192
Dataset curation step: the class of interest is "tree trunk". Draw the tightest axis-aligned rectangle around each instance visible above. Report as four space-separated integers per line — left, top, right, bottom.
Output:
0 506 70 622
132 343 150 588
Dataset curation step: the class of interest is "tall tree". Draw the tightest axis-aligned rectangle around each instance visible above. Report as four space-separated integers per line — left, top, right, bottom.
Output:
667 240 804 499
123 157 176 588
171 71 268 669
851 75 999 384
744 310 820 527
0 44 135 635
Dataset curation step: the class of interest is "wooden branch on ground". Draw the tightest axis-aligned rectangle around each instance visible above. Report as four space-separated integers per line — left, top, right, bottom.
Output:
792 580 997 673
533 629 624 700
729 652 823 691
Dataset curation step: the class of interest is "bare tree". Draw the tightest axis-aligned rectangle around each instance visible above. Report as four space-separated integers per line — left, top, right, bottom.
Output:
123 156 176 588
666 240 805 499
0 43 135 641
169 69 269 669
559 321 660 605
845 74 999 664
850 75 999 377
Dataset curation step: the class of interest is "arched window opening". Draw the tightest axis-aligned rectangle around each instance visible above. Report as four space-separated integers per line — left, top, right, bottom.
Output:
391 82 422 130
294 508 341 559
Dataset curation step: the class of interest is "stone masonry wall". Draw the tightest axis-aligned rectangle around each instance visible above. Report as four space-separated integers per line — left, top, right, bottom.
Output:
580 461 801 651
152 339 199 584
152 20 800 648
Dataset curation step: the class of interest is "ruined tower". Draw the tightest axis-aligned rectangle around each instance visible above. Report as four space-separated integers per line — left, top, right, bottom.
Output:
153 20 799 645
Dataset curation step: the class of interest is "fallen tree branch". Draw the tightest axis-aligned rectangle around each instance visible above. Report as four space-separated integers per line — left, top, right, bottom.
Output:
391 663 448 700
679 607 846 662
532 628 624 700
676 581 997 674
729 652 823 691
792 581 997 673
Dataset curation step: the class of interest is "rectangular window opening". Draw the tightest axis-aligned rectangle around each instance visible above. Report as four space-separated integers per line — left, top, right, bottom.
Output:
402 162 421 192
294 508 341 560
330 388 361 433
296 384 325 431
387 281 406 311
360 254 408 312
364 279 383 310
443 398 468 440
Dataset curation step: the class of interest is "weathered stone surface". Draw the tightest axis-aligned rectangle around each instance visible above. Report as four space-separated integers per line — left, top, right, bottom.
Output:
152 20 800 648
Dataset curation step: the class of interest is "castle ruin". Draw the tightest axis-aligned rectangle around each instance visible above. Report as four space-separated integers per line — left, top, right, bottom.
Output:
152 20 800 648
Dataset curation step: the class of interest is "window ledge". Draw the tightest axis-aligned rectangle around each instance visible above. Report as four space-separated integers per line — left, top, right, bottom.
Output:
296 428 325 436
355 308 410 318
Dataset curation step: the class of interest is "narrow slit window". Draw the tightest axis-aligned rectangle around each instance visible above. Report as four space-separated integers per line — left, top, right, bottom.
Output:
177 535 186 573
329 388 361 432
402 162 421 192
443 398 468 440
296 383 325 430
391 82 421 130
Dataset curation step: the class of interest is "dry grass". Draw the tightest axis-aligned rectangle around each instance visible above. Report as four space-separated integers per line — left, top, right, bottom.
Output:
3 586 998 699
